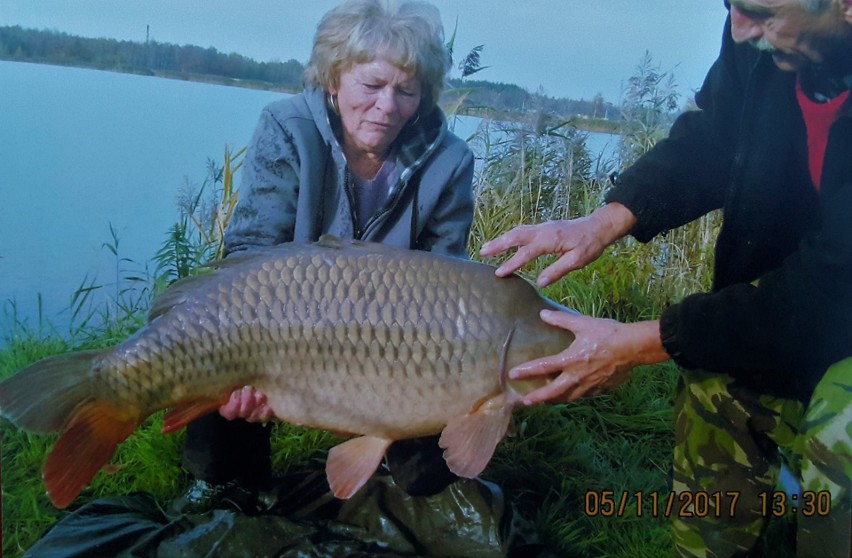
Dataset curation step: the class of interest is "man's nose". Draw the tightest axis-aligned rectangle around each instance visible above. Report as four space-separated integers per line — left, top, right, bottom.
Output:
730 6 764 43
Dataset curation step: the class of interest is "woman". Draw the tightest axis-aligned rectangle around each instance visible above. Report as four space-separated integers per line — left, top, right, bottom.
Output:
180 0 475 510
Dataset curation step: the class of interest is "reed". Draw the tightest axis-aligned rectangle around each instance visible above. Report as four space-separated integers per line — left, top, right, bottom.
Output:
154 145 245 284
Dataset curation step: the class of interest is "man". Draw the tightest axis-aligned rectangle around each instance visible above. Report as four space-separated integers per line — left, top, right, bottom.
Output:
481 1 852 556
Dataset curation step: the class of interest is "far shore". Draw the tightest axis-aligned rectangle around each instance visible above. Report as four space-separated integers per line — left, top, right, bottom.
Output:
2 57 621 135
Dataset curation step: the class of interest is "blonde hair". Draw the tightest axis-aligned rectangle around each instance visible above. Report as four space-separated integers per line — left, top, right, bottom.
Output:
304 0 451 109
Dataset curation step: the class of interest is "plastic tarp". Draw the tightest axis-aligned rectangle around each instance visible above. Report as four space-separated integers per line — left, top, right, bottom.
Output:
23 471 542 557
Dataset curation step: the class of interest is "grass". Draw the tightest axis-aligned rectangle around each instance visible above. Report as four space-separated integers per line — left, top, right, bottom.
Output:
485 364 679 557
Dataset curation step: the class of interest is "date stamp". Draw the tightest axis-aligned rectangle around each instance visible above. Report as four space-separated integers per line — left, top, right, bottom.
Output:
584 490 739 518
583 490 832 519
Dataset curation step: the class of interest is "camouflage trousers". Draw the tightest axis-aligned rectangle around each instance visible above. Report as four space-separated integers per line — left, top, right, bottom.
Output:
673 358 852 558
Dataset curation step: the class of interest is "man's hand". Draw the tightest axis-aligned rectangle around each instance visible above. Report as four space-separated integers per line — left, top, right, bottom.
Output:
479 203 636 287
509 311 669 405
219 385 274 422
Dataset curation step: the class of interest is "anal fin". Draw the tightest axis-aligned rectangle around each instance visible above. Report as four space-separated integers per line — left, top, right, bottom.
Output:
162 396 229 433
326 436 392 499
438 392 517 479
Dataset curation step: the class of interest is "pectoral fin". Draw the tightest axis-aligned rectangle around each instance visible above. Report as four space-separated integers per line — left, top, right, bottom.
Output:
326 436 392 499
438 392 517 479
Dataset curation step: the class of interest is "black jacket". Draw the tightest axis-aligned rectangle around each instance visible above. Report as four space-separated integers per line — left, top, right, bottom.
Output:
605 15 852 401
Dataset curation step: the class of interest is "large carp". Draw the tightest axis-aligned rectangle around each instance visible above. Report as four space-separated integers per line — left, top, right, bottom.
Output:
0 236 574 508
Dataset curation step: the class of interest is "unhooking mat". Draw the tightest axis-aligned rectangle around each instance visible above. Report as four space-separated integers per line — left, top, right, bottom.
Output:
22 471 543 557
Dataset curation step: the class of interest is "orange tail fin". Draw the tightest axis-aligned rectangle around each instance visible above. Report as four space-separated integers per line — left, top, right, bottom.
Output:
0 350 141 508
44 399 139 508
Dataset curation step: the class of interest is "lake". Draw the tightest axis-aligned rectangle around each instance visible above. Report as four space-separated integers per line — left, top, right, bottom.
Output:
0 61 285 341
0 61 619 344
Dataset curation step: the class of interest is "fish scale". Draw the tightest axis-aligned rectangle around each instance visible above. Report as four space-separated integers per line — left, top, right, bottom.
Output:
0 236 576 507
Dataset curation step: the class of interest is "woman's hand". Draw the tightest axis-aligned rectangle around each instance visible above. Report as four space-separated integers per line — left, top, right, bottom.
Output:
479 203 636 287
219 385 274 422
510 311 669 405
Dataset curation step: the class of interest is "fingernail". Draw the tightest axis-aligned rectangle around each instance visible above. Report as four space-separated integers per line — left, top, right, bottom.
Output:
537 276 550 288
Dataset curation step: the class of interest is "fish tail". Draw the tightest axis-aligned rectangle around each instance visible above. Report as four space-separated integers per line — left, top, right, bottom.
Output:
1 350 103 433
0 350 140 508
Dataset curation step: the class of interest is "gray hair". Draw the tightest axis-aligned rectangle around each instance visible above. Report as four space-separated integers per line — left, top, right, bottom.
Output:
304 0 451 110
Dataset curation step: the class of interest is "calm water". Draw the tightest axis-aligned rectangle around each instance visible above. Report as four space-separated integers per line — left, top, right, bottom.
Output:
0 61 619 343
0 61 283 340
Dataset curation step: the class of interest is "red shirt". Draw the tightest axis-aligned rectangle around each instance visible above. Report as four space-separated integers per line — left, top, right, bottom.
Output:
796 77 850 192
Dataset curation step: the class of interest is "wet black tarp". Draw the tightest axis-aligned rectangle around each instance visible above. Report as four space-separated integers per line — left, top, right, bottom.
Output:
24 472 542 557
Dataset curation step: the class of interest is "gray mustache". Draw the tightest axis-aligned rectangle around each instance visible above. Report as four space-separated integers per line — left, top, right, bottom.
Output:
750 38 779 54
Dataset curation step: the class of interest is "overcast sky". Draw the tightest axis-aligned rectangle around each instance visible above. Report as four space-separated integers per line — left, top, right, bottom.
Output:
1 1 730 103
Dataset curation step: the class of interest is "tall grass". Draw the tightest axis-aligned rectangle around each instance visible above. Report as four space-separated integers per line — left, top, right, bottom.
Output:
154 145 245 284
468 54 720 322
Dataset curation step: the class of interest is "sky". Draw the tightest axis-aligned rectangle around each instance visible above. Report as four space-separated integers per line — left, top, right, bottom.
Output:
0 1 730 103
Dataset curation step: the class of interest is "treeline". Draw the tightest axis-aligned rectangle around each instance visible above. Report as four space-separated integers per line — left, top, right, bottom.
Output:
0 25 304 90
0 25 618 121
446 78 617 123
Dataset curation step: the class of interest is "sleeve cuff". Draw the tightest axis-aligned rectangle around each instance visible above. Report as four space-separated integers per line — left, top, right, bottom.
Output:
660 305 697 369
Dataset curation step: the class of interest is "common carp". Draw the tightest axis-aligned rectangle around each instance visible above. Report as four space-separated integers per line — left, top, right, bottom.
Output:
0 236 574 508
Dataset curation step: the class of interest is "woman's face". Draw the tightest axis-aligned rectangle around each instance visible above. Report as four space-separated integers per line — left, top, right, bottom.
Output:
330 58 422 158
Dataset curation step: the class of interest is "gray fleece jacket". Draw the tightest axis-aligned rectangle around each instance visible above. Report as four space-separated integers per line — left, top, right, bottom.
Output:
224 87 475 258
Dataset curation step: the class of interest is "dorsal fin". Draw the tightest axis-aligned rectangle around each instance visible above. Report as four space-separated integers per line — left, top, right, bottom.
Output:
148 272 219 321
316 234 349 248
316 235 392 252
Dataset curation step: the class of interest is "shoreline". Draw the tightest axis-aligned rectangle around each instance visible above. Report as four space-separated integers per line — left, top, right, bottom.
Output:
1 57 621 134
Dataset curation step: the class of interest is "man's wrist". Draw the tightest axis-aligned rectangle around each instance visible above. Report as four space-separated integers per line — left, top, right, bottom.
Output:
630 320 670 366
591 202 636 246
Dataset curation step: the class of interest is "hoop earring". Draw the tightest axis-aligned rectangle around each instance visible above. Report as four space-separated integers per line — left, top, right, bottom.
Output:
327 93 340 116
408 112 421 128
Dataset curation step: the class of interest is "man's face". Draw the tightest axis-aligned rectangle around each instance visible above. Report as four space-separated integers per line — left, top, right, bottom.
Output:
729 0 851 71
